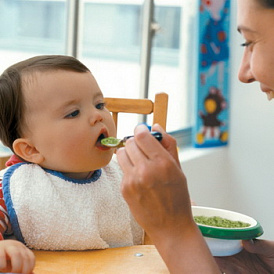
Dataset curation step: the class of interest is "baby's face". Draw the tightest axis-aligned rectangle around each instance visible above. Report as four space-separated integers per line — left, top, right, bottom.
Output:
21 70 116 178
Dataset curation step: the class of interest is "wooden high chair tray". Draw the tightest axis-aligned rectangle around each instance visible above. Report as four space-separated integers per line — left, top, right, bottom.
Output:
33 245 169 274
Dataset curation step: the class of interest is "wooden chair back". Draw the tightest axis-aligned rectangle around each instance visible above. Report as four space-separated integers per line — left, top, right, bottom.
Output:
105 92 168 245
105 92 168 131
0 156 10 170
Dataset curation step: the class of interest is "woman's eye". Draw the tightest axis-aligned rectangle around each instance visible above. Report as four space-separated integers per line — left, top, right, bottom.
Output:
240 41 252 47
96 102 105 110
65 110 80 118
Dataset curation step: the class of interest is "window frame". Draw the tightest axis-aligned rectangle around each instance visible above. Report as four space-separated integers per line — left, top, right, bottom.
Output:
66 0 194 146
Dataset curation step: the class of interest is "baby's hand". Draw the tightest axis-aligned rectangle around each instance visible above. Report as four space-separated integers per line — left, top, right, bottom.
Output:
0 239 35 273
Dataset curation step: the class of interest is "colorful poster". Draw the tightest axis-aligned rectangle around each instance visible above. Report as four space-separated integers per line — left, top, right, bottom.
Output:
194 0 230 148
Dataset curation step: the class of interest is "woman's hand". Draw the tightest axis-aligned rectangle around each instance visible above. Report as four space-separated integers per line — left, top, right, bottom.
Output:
0 239 35 274
117 124 220 273
116 124 192 237
216 239 274 273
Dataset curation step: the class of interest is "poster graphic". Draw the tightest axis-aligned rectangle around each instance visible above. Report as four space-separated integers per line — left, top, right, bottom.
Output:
194 0 230 148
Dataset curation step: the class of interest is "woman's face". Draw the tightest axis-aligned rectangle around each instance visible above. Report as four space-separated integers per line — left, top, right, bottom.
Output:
237 0 274 100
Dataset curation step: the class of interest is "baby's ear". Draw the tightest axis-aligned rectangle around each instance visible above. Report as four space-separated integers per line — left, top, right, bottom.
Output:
13 138 44 164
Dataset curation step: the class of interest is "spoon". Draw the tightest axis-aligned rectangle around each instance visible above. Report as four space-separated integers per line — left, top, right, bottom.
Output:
101 131 163 148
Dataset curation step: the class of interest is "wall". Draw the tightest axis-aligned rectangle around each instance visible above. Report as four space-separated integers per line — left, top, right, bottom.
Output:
180 1 274 240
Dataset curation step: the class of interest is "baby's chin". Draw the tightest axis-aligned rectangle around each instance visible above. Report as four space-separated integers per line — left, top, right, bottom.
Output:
266 90 274 101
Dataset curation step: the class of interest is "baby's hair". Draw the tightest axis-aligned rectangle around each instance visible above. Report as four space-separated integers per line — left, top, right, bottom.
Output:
0 55 90 151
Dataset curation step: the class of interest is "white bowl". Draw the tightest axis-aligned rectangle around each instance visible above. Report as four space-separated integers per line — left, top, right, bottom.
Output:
192 206 264 256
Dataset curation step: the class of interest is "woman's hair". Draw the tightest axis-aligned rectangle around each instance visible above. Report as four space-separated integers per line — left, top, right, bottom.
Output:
0 55 90 151
257 0 274 8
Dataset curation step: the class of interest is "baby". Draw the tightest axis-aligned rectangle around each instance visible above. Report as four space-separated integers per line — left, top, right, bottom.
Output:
0 55 143 271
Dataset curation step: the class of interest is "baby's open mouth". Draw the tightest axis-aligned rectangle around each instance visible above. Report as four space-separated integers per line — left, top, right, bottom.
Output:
96 132 109 149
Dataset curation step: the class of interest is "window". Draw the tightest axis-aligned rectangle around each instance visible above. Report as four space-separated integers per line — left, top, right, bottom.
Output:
0 0 197 144
0 0 67 70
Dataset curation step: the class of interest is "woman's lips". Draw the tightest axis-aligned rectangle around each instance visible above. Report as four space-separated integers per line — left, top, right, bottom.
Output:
266 90 274 101
261 85 274 101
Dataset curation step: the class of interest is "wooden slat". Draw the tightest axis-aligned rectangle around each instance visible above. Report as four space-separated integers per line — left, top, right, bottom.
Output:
0 155 10 170
153 93 168 130
105 98 153 114
111 112 118 129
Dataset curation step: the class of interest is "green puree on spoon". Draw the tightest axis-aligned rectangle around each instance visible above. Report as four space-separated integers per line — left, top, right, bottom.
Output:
101 131 162 148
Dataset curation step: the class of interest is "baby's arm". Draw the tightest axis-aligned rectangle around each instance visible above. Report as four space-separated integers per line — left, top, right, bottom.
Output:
0 239 35 273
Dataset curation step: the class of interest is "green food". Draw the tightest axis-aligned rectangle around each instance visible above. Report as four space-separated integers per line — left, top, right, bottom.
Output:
194 216 251 228
101 137 120 146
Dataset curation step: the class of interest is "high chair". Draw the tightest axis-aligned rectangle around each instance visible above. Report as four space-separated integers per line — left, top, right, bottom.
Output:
105 92 168 245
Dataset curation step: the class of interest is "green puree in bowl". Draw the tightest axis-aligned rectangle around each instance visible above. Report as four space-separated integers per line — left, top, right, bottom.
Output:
194 216 251 228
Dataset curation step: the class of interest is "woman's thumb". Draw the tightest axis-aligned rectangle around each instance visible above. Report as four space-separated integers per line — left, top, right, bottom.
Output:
243 239 274 256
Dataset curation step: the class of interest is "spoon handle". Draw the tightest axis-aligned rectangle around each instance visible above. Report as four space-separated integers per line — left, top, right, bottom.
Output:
122 131 163 143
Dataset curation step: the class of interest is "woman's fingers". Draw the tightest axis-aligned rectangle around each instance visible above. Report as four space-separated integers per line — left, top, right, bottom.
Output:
243 239 274 256
151 124 180 165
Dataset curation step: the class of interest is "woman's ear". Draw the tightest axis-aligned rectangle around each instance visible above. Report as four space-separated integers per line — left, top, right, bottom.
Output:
13 138 44 164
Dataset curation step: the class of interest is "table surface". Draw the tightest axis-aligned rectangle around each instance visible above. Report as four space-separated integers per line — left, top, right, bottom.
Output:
33 245 169 274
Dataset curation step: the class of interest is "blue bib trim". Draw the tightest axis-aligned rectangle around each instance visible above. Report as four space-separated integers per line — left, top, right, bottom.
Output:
2 163 26 243
44 168 102 184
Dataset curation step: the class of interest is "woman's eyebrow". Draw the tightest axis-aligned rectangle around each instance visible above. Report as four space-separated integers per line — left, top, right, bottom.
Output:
237 25 257 34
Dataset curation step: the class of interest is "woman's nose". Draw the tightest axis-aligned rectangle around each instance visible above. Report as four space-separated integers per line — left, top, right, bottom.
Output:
89 108 103 125
238 50 255 83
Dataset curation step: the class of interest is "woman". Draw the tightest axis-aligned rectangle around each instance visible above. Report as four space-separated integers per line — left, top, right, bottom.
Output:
116 0 274 273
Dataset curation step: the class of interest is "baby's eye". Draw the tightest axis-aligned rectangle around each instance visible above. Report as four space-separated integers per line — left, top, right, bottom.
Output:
96 102 105 110
65 110 80 118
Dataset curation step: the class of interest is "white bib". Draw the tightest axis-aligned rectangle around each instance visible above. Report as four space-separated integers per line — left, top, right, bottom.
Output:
2 158 143 250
